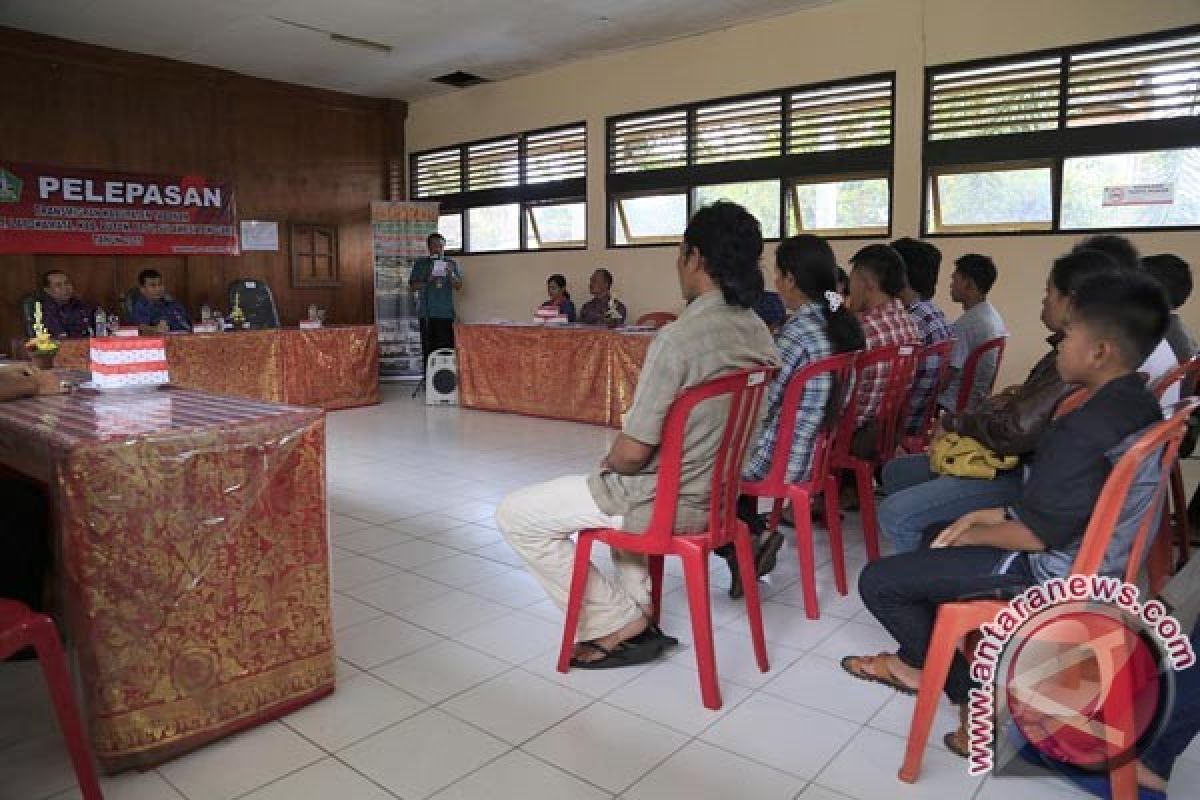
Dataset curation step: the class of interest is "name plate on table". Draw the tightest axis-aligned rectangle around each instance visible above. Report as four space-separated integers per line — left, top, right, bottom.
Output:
113 326 140 338
193 322 219 333
299 320 323 330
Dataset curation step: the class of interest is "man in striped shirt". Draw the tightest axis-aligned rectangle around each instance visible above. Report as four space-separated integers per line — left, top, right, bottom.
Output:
892 238 953 435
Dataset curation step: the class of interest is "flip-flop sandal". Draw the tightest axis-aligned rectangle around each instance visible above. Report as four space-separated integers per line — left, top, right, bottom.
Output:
570 632 666 670
839 653 918 696
944 730 969 759
729 531 787 599
632 623 679 648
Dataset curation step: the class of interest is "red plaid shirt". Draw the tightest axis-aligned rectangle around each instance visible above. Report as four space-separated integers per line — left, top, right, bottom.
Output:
855 298 922 426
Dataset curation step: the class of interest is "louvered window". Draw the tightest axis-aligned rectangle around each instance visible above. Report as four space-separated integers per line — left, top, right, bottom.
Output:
610 110 688 173
789 80 893 153
409 122 587 253
1067 33 1200 127
467 137 519 191
923 25 1200 235
412 148 461 198
525 125 586 184
606 74 895 245
928 57 1061 140
694 95 782 164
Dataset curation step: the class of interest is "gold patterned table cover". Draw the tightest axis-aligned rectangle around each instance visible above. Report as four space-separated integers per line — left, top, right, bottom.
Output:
0 388 334 772
53 325 380 410
455 324 655 427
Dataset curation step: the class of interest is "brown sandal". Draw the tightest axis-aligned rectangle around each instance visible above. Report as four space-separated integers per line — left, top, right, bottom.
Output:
943 705 970 758
839 653 918 696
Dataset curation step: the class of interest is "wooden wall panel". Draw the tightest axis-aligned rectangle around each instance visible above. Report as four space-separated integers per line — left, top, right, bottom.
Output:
0 26 404 350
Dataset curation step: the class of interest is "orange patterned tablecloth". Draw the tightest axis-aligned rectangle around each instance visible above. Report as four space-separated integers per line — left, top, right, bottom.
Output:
52 325 380 410
0 388 334 772
455 324 655 427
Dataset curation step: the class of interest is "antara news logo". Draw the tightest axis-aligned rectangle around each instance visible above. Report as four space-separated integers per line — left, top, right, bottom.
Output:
968 574 1194 779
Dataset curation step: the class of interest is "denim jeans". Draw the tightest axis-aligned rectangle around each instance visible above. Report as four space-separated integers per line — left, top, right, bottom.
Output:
877 454 1024 553
858 546 1034 705
1143 626 1200 780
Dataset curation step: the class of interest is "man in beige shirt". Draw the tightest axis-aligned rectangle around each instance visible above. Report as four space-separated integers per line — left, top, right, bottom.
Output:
496 202 779 669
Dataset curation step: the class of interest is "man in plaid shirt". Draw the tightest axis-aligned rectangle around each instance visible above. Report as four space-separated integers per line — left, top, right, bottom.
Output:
892 238 953 435
847 244 921 457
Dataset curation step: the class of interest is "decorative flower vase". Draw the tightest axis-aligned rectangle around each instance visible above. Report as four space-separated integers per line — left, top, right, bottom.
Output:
31 350 57 370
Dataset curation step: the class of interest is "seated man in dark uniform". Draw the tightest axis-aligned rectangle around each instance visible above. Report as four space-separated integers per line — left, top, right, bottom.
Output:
39 270 96 338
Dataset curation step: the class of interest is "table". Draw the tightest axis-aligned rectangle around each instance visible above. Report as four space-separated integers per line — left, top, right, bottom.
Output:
47 325 380 410
0 387 334 771
455 324 654 427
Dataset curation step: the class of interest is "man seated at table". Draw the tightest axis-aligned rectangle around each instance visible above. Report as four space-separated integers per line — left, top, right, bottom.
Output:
0 364 63 624
578 268 628 326
38 270 96 339
496 201 779 668
131 269 191 333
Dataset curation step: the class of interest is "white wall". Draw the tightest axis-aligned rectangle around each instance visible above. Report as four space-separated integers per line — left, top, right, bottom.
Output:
406 0 1200 386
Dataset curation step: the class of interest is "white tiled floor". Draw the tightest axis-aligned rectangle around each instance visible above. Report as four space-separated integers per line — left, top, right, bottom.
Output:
3 385 1199 799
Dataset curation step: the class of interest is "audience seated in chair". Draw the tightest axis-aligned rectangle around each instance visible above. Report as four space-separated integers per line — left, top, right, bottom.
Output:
131 268 191 333
494 201 779 669
36 270 96 339
716 234 865 598
1144 253 1196 365
878 247 1119 554
892 237 953 436
578 268 627 326
939 254 1007 412
844 243 922 461
1073 234 1181 404
840 269 1169 759
752 289 788 334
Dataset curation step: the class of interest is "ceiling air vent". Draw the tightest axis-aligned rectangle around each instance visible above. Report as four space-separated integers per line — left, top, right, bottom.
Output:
432 71 489 88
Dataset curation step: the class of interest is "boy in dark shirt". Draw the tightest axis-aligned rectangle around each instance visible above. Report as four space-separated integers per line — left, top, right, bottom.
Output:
839 269 1168 757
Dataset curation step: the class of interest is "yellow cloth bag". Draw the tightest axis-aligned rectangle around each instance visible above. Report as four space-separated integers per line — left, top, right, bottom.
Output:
929 433 1019 479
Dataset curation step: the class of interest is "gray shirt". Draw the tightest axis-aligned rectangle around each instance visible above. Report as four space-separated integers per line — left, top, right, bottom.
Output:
940 300 1007 410
587 290 779 533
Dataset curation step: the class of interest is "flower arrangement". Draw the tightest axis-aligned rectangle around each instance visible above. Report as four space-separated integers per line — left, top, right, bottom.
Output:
604 296 623 327
25 301 59 368
229 292 247 328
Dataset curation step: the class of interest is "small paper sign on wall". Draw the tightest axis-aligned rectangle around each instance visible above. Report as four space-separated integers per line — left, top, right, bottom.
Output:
1102 184 1175 207
239 220 279 251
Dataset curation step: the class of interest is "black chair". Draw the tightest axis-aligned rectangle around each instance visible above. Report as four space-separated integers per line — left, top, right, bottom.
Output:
227 279 280 329
18 294 37 339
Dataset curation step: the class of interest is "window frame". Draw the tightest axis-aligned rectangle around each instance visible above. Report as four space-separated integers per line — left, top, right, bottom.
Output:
926 159 1056 234
410 121 587 254
921 24 1200 237
786 170 893 238
289 222 340 288
605 72 896 248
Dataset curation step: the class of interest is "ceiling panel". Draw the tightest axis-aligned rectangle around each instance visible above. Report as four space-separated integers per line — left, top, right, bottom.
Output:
0 0 839 99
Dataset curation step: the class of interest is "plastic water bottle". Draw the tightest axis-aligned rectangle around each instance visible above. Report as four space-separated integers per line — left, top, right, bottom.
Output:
201 304 212 322
94 308 108 337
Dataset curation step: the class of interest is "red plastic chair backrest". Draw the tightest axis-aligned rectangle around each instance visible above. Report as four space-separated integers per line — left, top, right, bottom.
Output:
832 344 898 461
909 338 955 441
878 344 921 461
752 351 858 495
1151 353 1200 400
638 365 778 550
956 335 1008 412
1071 397 1199 581
636 312 678 329
1054 386 1090 418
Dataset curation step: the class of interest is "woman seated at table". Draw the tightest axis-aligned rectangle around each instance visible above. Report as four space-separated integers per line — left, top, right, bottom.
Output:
538 274 577 323
717 234 865 597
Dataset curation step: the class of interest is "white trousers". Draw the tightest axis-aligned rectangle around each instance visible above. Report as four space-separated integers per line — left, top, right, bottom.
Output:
495 474 649 642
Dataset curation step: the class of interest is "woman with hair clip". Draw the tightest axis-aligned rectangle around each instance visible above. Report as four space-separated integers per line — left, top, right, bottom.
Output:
539 273 577 323
719 235 866 598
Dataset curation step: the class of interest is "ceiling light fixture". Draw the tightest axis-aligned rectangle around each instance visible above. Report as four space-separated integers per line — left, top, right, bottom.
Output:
269 16 392 54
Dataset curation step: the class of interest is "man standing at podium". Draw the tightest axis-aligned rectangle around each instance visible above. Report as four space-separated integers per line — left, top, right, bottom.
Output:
408 232 463 366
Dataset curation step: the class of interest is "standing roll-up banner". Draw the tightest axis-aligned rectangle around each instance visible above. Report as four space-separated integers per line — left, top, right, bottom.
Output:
371 201 438 381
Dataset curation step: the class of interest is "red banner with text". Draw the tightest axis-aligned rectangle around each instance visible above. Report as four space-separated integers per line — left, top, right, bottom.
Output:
0 162 238 255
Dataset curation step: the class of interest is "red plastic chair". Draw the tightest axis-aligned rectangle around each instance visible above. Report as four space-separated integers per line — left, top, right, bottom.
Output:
1147 355 1200 588
901 338 955 454
831 343 920 561
742 352 858 619
899 397 1200 798
635 311 678 329
557 365 778 710
0 599 103 799
955 335 1008 412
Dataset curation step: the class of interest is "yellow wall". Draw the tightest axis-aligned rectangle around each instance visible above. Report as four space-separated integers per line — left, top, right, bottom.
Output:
406 0 1200 387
